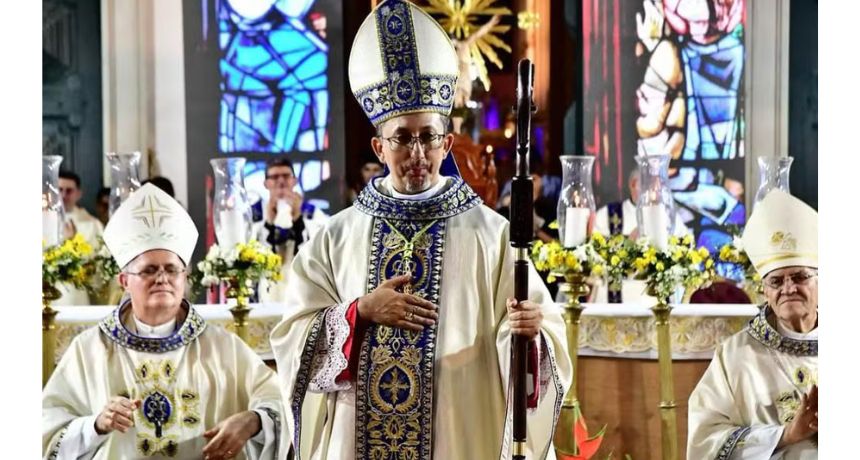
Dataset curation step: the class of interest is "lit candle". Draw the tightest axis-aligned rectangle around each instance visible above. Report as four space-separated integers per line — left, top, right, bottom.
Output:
218 210 247 247
641 205 669 250
563 207 590 247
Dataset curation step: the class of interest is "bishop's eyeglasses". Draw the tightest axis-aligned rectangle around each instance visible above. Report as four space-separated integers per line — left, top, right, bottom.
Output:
381 132 446 153
125 265 188 281
762 270 818 290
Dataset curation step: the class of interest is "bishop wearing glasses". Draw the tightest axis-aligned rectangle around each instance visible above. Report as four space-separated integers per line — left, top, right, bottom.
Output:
269 1 571 459
688 190 818 459
42 184 284 460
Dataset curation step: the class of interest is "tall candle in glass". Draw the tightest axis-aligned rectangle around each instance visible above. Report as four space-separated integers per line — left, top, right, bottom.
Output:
635 154 676 251
211 157 252 248
557 155 596 248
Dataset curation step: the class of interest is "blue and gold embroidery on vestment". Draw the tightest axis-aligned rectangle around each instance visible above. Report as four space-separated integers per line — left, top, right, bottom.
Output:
129 358 201 457
747 306 818 356
716 426 751 460
354 176 481 221
98 301 206 353
96 302 206 457
289 309 327 460
353 0 457 126
356 217 446 460
352 177 480 460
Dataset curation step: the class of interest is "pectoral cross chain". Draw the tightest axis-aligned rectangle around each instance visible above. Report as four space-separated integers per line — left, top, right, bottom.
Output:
383 219 438 295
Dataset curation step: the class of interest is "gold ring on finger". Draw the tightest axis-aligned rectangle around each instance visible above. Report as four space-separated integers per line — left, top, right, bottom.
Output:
405 311 414 321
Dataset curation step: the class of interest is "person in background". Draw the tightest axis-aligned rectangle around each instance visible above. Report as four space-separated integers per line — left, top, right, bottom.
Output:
95 187 111 226
252 157 306 303
59 170 104 248
590 168 690 304
496 155 562 238
55 171 104 306
346 159 385 205
142 176 175 198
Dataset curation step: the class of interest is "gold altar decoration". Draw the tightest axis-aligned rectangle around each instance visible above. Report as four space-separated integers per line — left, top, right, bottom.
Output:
531 237 606 457
631 235 716 460
649 286 678 460
50 305 754 372
197 240 282 343
42 234 93 385
517 11 540 30
579 314 747 355
552 271 591 457
423 0 512 91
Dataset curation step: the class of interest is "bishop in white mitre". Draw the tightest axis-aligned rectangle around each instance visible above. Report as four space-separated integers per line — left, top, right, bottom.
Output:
43 184 284 460
269 1 571 459
688 190 818 459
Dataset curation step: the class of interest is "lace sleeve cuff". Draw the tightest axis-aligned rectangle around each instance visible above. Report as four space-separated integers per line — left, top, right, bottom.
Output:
308 302 353 393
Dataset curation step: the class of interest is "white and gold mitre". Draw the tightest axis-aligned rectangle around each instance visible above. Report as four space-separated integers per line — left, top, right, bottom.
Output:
103 183 199 268
741 189 817 276
348 0 458 126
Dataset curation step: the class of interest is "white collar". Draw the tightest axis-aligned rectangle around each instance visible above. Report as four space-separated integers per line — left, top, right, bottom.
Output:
776 319 818 340
132 315 177 338
383 176 450 201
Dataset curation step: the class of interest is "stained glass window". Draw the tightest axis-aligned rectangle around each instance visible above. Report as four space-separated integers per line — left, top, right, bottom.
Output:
633 0 747 260
218 0 329 154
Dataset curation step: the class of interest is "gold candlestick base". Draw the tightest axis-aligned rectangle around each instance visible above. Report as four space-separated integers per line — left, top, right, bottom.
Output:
226 282 253 343
553 271 590 456
648 286 679 460
229 300 251 344
42 284 62 387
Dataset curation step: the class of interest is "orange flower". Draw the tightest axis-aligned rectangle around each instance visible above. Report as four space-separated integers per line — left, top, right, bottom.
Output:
558 406 606 460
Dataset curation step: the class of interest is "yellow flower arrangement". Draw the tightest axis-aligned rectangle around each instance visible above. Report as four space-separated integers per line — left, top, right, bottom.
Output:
84 237 119 285
717 235 762 292
196 240 282 303
530 229 714 302
43 234 94 293
590 232 638 286
630 235 717 300
531 237 607 283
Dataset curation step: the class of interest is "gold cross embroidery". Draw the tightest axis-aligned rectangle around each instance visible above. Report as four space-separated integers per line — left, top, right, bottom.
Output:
131 196 173 229
382 219 438 295
379 372 410 404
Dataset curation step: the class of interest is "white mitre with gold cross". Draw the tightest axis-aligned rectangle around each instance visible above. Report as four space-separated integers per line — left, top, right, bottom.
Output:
741 189 817 276
103 183 199 268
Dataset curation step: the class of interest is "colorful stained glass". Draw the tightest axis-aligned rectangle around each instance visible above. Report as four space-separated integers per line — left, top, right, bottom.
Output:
218 0 329 154
635 0 747 256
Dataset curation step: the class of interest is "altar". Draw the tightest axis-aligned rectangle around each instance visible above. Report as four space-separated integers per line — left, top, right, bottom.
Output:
48 302 758 458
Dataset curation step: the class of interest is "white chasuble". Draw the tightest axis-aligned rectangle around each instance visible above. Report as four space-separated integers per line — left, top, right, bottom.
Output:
270 176 573 460
43 303 284 459
688 307 818 459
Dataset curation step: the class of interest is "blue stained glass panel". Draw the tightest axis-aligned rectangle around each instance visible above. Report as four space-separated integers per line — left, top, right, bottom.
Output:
219 0 329 153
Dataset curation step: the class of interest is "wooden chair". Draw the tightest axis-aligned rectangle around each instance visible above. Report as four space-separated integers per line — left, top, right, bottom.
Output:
449 132 498 208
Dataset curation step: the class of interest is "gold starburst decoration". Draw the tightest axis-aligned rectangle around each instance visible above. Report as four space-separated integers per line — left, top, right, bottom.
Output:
422 0 512 91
